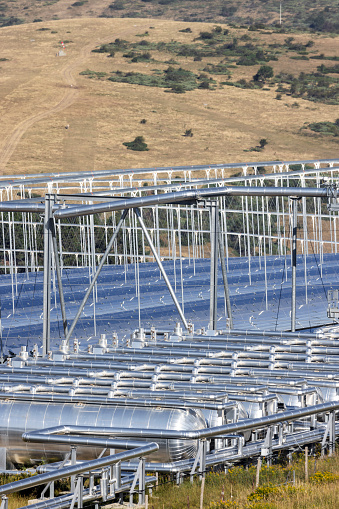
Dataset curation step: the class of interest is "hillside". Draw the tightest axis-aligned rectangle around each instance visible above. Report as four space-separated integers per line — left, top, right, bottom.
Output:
0 17 338 175
1 0 339 33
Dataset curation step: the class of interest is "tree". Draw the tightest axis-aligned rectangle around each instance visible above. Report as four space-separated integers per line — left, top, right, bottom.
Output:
253 65 274 82
259 138 268 149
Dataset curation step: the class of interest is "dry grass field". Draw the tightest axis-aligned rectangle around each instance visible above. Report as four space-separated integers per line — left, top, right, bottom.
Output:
0 17 338 176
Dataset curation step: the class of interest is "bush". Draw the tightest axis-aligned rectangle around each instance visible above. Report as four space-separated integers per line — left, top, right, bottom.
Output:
123 136 149 151
308 121 339 136
109 1 125 10
253 65 274 82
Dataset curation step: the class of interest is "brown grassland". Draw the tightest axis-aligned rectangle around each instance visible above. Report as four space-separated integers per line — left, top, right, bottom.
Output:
0 17 338 176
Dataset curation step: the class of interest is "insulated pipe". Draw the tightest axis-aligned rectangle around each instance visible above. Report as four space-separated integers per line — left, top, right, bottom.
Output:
0 443 159 496
22 430 156 451
64 209 128 344
1 159 338 185
219 329 323 339
0 391 235 411
53 186 332 219
74 400 339 440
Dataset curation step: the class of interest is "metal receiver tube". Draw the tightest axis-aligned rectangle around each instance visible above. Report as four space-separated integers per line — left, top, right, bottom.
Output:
65 209 128 343
134 208 188 330
53 186 331 219
23 431 157 451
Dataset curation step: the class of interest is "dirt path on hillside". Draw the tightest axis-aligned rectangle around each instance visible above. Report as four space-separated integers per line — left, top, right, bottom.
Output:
0 24 148 174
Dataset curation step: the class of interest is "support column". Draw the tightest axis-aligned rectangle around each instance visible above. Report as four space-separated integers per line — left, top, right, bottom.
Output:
291 198 298 332
43 194 54 356
209 201 218 331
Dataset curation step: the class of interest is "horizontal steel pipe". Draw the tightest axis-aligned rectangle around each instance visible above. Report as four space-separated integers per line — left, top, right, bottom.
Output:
53 186 331 219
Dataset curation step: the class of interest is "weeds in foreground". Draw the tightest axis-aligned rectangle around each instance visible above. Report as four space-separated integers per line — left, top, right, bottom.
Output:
3 452 339 508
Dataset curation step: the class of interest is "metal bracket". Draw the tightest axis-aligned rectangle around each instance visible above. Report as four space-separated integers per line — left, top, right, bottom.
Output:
190 439 207 483
321 411 336 457
129 457 145 506
0 497 8 509
261 426 273 465
70 475 83 509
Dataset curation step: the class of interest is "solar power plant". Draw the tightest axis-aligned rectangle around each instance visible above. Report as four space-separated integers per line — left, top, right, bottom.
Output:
1 158 339 508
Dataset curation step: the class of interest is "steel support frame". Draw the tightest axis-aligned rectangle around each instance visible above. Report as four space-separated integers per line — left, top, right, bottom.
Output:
70 475 83 509
134 208 188 330
321 411 336 457
261 426 273 466
64 209 128 343
190 439 207 483
51 217 68 337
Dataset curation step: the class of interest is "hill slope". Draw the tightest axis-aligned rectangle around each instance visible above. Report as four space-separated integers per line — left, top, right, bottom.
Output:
1 0 339 33
0 18 338 175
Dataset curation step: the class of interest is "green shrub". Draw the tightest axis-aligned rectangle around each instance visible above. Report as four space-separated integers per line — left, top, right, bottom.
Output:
123 136 149 151
253 65 274 82
308 121 339 136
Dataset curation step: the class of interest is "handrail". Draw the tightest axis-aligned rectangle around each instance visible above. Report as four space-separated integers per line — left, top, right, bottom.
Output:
0 443 158 496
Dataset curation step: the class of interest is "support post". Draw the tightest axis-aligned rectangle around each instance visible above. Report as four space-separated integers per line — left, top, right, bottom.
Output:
218 217 233 329
0 449 6 470
65 209 128 343
0 497 8 509
329 410 336 456
190 439 207 483
209 201 218 331
305 446 309 482
134 208 188 330
261 427 273 466
43 194 54 356
130 457 146 507
70 475 83 509
321 411 336 457
70 446 77 493
255 457 261 487
291 198 298 332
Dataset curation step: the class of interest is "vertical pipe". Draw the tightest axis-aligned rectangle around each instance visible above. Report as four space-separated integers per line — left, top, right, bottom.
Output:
291 198 298 332
209 202 218 331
